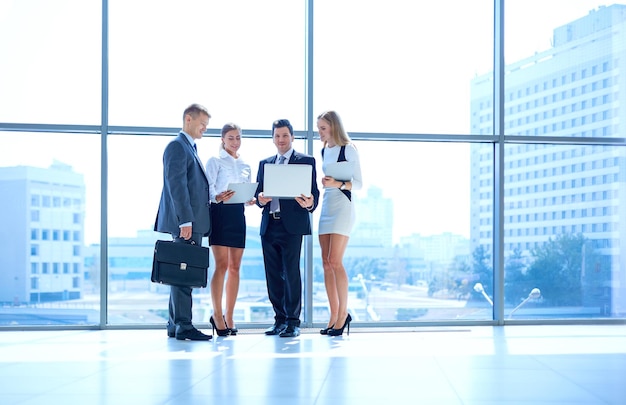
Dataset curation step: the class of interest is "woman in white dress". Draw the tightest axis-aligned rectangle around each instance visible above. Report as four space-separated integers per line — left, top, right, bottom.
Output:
317 111 363 336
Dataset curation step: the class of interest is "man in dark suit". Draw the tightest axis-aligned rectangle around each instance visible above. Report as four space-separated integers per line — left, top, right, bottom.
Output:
255 119 320 337
154 103 212 341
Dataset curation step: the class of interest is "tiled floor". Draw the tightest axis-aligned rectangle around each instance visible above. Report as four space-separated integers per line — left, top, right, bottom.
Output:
0 324 624 404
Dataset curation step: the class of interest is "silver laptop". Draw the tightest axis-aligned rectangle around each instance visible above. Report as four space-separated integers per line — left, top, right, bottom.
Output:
264 164 313 197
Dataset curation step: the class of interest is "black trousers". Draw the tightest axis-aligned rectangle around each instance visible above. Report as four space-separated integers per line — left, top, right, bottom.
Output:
261 219 303 326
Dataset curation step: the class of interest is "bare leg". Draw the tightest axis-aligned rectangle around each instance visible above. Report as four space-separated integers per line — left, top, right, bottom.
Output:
210 245 229 330
326 234 350 328
224 247 244 330
319 234 337 328
319 234 348 328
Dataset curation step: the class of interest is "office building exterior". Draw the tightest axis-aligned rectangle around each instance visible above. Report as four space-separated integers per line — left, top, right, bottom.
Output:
470 4 626 314
0 161 85 304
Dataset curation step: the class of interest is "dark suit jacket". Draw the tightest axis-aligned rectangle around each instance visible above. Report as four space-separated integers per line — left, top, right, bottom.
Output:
255 151 320 236
154 133 211 236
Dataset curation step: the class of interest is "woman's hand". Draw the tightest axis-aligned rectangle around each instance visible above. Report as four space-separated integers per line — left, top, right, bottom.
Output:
216 189 235 203
321 176 336 188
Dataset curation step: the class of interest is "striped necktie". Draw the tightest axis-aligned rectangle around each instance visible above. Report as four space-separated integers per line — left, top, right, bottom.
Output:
270 155 286 212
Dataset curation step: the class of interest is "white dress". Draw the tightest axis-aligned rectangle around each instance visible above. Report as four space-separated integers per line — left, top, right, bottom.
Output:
318 143 363 236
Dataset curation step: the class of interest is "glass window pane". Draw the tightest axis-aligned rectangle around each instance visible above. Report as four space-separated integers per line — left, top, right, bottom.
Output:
0 1 101 124
106 133 308 325
108 0 306 130
0 132 101 324
503 144 626 319
315 0 493 134
310 141 489 323
502 2 624 138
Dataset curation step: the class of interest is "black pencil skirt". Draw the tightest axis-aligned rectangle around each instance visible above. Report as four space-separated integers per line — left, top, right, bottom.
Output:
209 202 246 248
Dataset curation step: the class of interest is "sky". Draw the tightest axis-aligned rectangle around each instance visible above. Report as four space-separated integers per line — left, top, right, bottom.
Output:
0 0 616 244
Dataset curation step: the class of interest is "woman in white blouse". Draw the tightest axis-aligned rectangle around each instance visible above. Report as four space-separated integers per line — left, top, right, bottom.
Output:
317 111 363 336
205 123 255 336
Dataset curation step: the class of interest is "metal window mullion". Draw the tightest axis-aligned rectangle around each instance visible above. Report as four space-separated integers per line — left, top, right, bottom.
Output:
493 0 505 324
100 0 109 328
302 0 315 328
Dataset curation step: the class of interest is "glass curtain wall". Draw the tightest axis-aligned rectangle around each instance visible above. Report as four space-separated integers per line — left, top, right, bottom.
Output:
0 0 624 328
498 1 626 319
0 131 101 325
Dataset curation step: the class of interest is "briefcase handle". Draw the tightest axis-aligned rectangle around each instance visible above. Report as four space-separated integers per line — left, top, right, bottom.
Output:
174 237 197 245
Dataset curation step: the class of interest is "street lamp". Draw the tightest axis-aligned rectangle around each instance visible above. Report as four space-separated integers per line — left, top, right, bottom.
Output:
508 288 541 319
473 282 493 306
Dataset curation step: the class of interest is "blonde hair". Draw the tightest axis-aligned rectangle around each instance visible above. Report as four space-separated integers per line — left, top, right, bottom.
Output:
317 110 351 147
183 103 211 121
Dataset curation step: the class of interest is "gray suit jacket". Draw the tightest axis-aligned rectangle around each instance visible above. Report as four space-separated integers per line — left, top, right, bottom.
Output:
154 132 211 236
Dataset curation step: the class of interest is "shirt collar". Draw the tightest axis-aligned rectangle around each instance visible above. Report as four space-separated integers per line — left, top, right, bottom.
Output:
180 131 195 146
219 148 238 160
277 148 294 161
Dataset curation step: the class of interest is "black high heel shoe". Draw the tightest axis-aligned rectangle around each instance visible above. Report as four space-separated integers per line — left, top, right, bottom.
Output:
224 316 238 336
320 324 335 335
210 316 230 337
328 314 351 336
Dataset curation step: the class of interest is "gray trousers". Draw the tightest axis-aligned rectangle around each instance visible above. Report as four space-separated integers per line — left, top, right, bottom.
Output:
168 233 203 332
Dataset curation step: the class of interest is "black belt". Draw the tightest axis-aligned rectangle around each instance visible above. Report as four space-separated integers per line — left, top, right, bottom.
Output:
270 212 281 220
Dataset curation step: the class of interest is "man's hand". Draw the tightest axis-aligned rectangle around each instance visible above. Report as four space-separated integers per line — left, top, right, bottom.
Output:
179 225 192 240
296 194 314 210
257 192 272 206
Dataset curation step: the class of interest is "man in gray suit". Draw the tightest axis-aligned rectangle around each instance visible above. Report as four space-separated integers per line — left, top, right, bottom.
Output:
154 103 212 341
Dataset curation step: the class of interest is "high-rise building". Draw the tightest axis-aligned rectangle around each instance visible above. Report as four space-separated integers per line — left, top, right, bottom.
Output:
350 186 394 248
470 4 626 313
0 161 85 304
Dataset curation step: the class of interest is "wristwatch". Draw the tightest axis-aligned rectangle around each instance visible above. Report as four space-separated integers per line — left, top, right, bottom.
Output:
340 182 347 191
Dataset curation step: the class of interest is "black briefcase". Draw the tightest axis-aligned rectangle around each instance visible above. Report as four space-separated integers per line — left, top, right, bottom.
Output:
151 240 209 288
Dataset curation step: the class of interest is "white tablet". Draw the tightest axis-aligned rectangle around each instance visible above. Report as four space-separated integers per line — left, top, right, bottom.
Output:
324 161 354 182
224 182 258 204
264 164 312 197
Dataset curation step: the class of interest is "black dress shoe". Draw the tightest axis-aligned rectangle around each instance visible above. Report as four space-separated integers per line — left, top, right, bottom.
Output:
167 329 175 338
279 325 300 338
175 327 212 341
264 323 287 335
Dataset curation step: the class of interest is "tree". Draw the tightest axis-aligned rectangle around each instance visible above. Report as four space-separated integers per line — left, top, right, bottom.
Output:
449 255 473 299
471 245 493 300
527 233 587 306
504 248 533 305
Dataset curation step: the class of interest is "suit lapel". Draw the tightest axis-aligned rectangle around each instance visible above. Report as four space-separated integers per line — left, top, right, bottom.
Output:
179 132 210 184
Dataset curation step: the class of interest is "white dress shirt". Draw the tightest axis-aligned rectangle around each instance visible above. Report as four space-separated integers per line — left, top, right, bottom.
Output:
205 148 252 203
269 149 293 213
